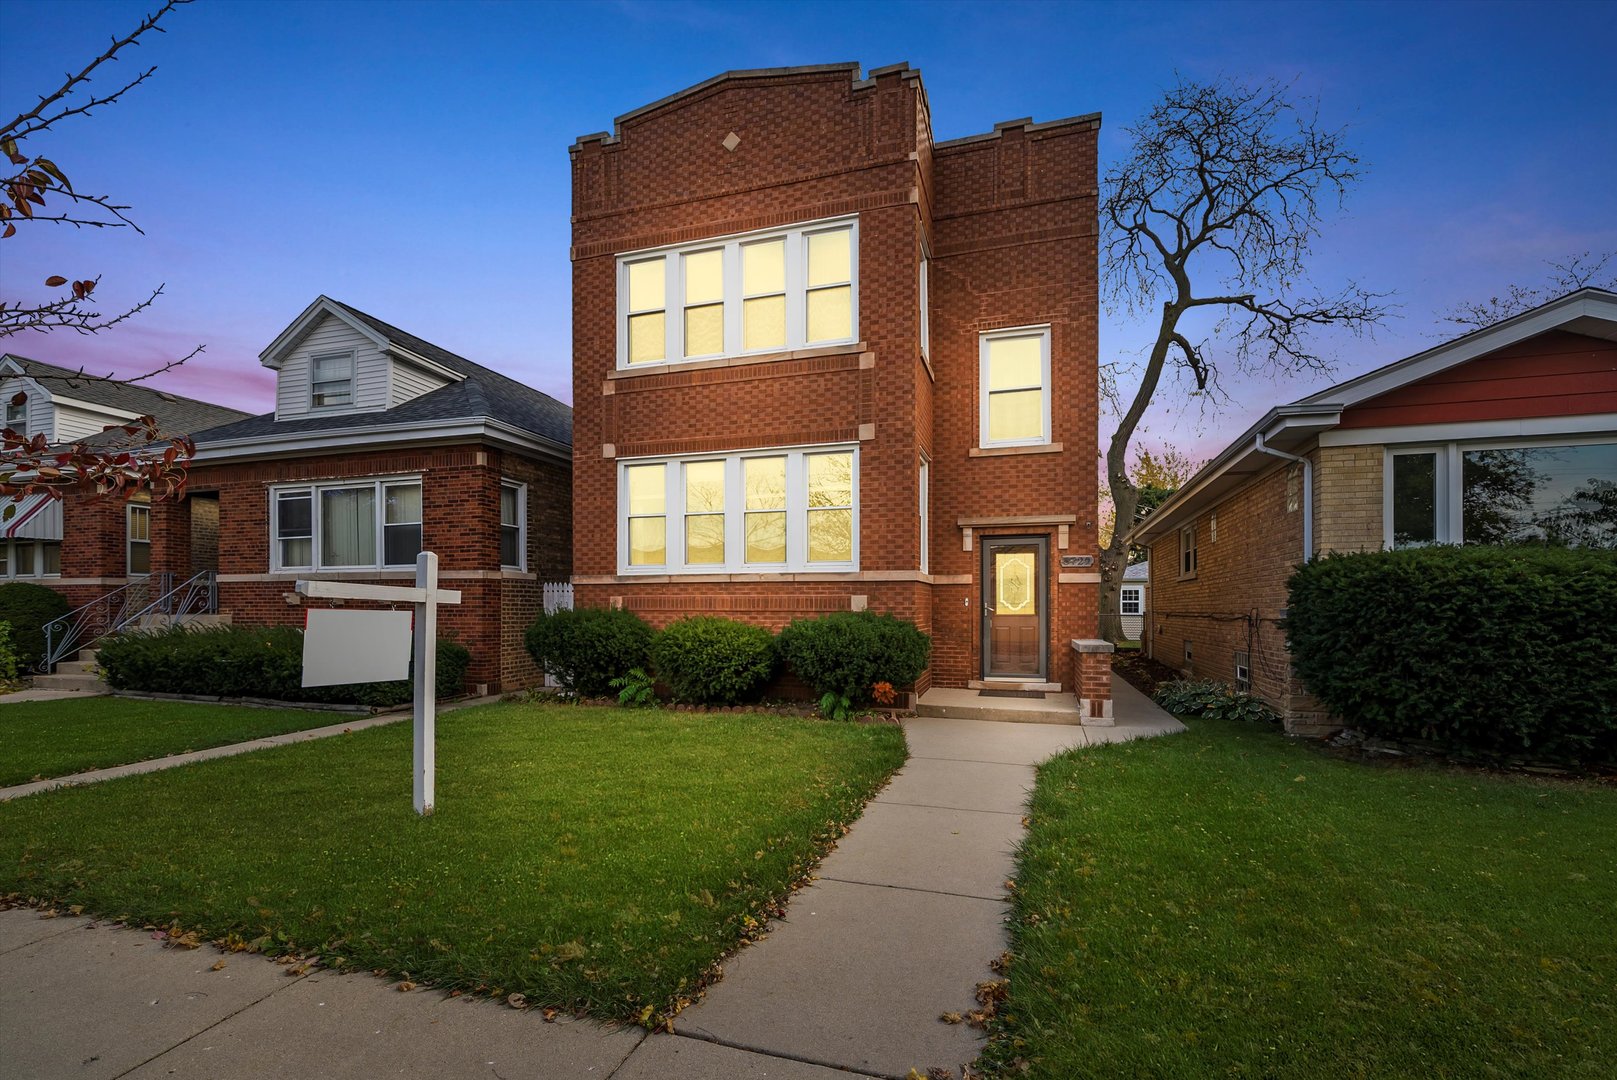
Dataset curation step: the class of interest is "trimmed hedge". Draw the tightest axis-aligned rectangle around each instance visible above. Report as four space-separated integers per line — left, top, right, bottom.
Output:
97 624 472 707
0 581 70 673
0 620 18 683
777 610 931 705
651 615 777 705
1286 546 1617 760
525 605 653 697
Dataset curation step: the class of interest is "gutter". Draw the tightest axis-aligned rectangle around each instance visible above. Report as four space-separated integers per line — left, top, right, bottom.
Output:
1253 433 1313 562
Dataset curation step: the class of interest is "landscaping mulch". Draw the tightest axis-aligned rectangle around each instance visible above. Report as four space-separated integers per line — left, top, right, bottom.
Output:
1110 649 1181 698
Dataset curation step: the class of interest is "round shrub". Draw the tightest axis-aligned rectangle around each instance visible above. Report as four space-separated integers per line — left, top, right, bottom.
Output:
1286 545 1617 761
525 605 654 697
0 580 71 672
651 615 776 705
777 610 931 705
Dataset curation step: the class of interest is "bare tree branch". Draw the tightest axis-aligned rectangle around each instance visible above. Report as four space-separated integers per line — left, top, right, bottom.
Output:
1095 76 1390 640
1440 251 1615 331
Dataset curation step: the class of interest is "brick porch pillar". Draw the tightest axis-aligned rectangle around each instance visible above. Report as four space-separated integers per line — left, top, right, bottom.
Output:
1071 638 1114 726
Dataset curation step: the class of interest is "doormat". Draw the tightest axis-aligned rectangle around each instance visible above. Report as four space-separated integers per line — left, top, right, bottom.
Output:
978 690 1046 699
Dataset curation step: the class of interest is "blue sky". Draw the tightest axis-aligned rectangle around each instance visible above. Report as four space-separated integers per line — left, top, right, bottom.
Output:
4 0 1614 461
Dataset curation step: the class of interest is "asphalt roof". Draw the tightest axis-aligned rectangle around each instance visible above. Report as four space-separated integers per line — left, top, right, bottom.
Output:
190 300 573 450
4 354 252 440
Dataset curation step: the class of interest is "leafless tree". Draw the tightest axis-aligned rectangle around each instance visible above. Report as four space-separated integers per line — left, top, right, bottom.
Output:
1441 251 1615 332
1098 77 1389 639
2 0 201 514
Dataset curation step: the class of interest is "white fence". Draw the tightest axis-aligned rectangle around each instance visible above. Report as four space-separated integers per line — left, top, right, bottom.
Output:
540 581 573 686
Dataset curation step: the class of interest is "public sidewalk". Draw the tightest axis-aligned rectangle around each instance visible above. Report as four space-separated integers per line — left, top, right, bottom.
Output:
2 675 1182 1079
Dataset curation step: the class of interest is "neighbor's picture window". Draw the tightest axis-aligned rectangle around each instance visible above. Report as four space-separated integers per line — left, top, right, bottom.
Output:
617 217 858 368
1391 451 1438 548
500 482 526 569
310 351 354 408
980 327 1051 447
272 479 423 571
620 447 858 574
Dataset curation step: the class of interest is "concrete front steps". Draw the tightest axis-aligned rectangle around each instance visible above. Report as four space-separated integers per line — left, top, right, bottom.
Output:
33 648 107 693
915 686 1089 725
32 614 232 693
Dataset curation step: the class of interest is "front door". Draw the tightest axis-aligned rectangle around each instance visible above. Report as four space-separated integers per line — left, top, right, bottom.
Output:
981 537 1048 680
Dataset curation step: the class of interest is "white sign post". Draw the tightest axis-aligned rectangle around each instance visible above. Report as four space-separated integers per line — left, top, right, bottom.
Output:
296 551 462 815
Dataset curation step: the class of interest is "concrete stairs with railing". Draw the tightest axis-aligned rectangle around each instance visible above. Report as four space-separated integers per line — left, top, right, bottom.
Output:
32 613 232 693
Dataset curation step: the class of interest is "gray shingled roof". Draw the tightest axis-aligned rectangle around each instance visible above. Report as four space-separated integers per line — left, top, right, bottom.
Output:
4 354 252 441
1123 561 1150 580
190 300 572 450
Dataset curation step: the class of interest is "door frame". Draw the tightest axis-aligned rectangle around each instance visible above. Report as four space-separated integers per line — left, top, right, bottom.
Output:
979 534 1050 680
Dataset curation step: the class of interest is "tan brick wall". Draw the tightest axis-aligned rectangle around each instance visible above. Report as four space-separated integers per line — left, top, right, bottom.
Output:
1313 443 1384 555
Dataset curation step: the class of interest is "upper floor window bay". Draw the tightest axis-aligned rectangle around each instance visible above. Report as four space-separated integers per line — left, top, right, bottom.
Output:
618 217 859 369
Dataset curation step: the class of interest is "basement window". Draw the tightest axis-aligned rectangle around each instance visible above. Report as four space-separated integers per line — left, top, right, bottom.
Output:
1234 650 1250 692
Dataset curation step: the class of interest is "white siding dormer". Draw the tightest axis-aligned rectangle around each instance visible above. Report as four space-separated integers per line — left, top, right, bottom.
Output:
390 358 452 407
275 313 389 420
1 375 48 440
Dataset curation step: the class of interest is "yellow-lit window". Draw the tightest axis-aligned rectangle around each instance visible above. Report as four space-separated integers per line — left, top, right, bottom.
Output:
626 463 666 566
683 460 726 565
981 329 1049 446
805 227 853 344
744 456 787 564
683 249 724 358
806 452 853 563
626 257 666 365
742 238 787 351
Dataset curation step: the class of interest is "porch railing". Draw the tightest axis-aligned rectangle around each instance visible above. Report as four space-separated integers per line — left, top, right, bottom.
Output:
40 569 218 672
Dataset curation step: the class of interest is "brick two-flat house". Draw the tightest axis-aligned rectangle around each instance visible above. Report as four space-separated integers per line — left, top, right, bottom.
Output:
2 353 250 600
569 63 1111 715
134 297 574 692
1128 288 1617 733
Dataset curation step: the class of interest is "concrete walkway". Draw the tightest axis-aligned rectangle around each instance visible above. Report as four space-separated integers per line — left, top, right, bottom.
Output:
0 695 504 802
675 673 1183 1078
0 687 103 704
1 675 1182 1079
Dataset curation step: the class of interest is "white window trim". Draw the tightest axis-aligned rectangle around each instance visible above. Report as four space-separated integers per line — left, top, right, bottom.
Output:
918 249 931 360
1178 523 1197 579
1382 433 1617 549
616 215 859 370
918 454 930 576
500 479 528 571
309 350 356 411
4 395 26 432
1120 585 1143 615
126 503 152 578
1 539 61 579
616 443 859 575
269 475 423 573
978 324 1053 449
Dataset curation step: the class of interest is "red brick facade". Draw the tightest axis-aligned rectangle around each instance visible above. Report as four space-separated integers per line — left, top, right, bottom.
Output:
570 64 1105 699
51 442 570 693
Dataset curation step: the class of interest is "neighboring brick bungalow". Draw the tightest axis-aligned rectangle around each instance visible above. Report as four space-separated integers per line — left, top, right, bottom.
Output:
569 63 1110 715
2 353 250 604
1128 288 1617 733
150 297 573 692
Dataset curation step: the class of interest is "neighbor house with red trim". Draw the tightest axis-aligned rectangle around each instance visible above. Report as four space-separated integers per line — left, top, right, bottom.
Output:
568 63 1112 717
1128 288 1617 732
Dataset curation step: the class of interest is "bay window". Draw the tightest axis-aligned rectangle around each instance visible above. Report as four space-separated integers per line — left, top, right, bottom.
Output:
272 478 423 570
980 326 1052 447
618 446 858 573
1386 439 1617 549
617 216 858 369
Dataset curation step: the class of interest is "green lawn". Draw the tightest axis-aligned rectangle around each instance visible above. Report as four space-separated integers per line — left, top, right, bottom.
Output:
0 703 905 1022
0 698 344 787
983 717 1616 1079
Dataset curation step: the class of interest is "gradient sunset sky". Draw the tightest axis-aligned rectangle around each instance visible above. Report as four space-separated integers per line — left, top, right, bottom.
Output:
4 0 1614 462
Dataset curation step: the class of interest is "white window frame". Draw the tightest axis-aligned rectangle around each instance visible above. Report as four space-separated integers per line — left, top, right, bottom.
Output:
269 476 423 572
616 444 859 575
1120 585 1143 616
309 350 356 410
1234 649 1251 692
615 215 859 370
1 539 60 579
1382 433 1617 549
918 454 930 575
978 324 1053 449
127 503 152 577
500 480 527 571
1179 523 1198 579
4 394 26 433
918 249 931 360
